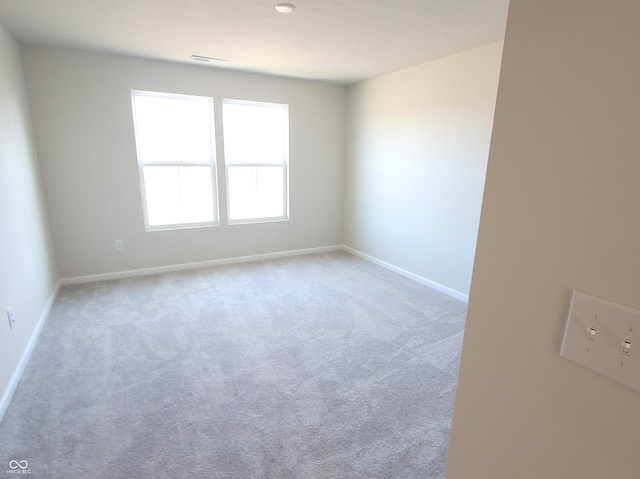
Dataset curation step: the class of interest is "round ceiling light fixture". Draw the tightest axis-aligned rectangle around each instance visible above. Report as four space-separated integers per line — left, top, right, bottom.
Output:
275 3 296 14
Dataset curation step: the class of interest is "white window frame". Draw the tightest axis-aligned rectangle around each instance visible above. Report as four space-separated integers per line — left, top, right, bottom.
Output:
222 99 289 225
131 90 219 231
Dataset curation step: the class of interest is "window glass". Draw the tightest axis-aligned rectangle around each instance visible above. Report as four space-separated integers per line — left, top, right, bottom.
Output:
227 166 285 220
131 91 218 229
223 99 289 223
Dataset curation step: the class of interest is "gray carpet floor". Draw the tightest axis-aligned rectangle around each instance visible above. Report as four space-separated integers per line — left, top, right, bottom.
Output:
0 251 466 478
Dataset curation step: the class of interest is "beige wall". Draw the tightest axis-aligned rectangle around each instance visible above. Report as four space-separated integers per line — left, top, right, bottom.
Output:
343 43 503 298
20 45 347 279
447 1 640 477
0 24 58 418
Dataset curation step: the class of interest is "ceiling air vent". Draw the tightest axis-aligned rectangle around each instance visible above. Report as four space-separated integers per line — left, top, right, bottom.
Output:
190 55 230 64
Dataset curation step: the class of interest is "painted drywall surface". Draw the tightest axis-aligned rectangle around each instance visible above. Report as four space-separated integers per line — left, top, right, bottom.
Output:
0 25 58 409
446 1 640 478
19 45 346 278
343 43 502 296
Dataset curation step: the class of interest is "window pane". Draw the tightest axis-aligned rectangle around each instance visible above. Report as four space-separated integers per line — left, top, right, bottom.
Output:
143 166 214 226
228 166 284 221
223 101 287 165
134 94 214 164
131 90 218 229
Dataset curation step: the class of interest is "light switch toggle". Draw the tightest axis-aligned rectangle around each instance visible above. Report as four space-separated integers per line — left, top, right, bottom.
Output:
562 292 640 392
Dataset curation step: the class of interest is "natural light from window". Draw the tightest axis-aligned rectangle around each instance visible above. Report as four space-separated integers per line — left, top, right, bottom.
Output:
131 90 218 229
223 99 289 223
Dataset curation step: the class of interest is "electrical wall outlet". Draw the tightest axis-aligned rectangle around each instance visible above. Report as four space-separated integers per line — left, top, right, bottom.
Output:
115 239 124 251
7 308 15 330
561 291 640 392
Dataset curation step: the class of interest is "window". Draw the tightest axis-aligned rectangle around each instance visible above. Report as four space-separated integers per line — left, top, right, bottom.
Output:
131 90 218 230
222 99 289 223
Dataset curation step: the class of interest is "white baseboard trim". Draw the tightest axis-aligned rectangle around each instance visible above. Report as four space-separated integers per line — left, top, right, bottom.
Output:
60 245 343 286
342 246 469 303
0 279 61 423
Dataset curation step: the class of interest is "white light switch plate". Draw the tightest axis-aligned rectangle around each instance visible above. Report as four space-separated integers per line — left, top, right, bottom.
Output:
561 291 640 392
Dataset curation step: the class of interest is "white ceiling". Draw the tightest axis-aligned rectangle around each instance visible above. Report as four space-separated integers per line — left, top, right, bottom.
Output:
0 0 509 84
